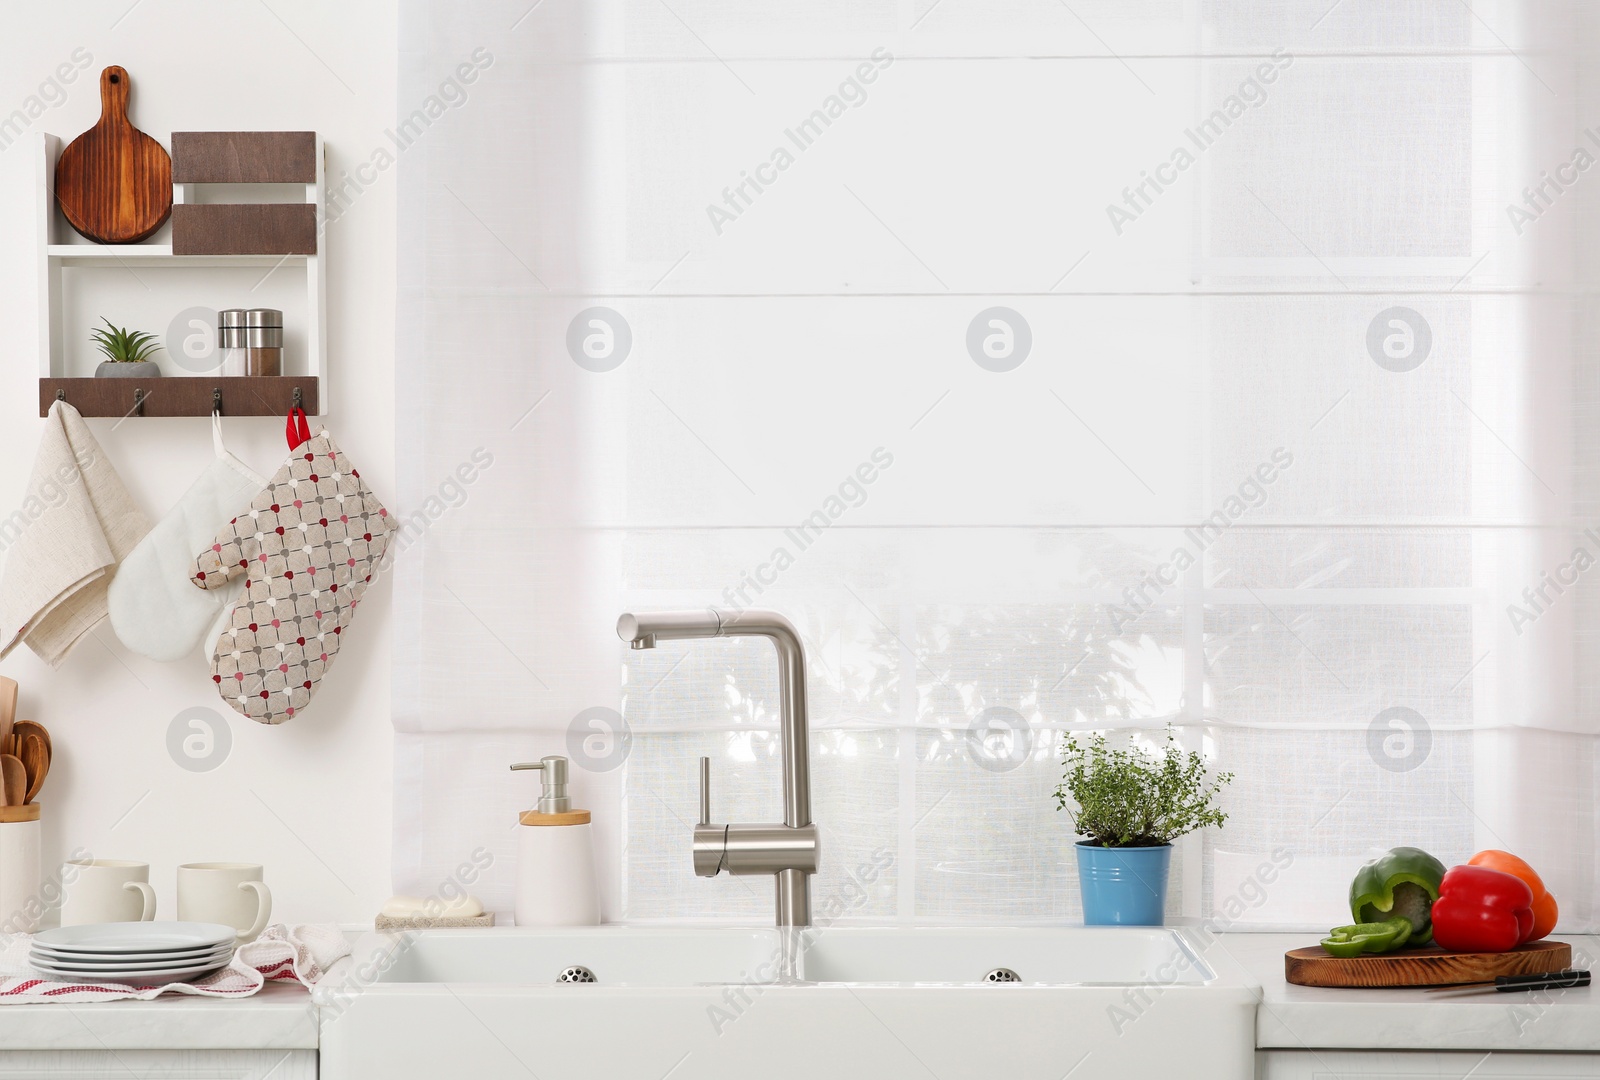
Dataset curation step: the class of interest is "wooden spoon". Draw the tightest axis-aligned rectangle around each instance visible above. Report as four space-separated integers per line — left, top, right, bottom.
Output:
0 755 25 807
11 720 49 764
20 734 47 804
0 676 16 755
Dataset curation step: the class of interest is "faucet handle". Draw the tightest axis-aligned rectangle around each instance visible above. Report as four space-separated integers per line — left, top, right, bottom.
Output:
693 757 726 877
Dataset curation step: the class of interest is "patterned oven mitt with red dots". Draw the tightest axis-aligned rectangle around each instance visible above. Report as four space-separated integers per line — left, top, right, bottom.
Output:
192 427 393 724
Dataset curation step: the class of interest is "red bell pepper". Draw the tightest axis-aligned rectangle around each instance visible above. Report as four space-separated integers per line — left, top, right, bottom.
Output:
1467 850 1558 942
1431 865 1534 952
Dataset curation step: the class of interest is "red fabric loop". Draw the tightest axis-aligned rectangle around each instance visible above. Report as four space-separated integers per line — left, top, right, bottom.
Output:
285 407 311 450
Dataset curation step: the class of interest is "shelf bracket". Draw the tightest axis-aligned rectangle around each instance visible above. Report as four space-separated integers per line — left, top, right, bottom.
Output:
133 388 145 417
213 387 223 416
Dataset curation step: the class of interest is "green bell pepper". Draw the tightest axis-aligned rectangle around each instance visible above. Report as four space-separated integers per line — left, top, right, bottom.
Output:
1320 916 1413 958
1348 846 1447 946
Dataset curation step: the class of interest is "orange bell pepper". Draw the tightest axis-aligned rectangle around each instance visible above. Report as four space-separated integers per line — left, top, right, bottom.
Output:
1468 850 1558 942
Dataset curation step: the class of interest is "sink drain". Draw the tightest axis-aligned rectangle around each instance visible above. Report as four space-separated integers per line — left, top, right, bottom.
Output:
985 968 1021 983
557 966 597 984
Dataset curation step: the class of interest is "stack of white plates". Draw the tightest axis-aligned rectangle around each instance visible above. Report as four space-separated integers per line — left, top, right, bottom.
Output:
29 923 238 984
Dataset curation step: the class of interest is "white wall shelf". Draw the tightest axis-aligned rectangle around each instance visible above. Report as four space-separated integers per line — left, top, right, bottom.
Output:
35 131 327 417
46 244 311 268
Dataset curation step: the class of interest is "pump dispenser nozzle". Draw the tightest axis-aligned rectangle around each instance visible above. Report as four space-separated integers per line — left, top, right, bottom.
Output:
511 755 573 814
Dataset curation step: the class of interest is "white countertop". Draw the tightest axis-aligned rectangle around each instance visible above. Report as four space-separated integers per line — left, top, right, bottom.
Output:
1218 933 1600 1053
0 980 318 1050
0 932 1596 1055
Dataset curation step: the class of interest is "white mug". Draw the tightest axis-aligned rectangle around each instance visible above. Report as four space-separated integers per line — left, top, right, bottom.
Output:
60 860 156 926
177 862 271 943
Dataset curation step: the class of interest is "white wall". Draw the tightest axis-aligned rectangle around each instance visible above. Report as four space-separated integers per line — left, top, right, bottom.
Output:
0 1 397 927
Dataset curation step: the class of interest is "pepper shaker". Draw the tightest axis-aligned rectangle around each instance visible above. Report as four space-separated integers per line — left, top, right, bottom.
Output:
245 308 283 377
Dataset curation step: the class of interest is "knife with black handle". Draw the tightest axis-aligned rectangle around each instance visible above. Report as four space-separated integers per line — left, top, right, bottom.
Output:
1424 970 1590 996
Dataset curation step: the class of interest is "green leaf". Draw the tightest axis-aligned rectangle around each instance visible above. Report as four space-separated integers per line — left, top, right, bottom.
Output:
90 317 163 363
1052 726 1232 846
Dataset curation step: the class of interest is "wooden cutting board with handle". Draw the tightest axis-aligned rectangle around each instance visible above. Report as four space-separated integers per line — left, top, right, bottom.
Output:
55 66 172 244
1286 940 1572 988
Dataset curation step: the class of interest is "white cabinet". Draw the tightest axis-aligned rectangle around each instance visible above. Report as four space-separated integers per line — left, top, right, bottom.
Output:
1259 1050 1600 1078
0 1049 315 1078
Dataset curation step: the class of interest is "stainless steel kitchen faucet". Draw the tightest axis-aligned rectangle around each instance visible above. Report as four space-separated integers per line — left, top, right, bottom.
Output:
616 609 819 927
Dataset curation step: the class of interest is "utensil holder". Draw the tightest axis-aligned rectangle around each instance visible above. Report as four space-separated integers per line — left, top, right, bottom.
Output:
0 805 43 934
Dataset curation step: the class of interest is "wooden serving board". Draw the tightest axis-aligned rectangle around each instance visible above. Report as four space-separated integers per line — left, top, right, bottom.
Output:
1286 940 1571 988
55 66 172 244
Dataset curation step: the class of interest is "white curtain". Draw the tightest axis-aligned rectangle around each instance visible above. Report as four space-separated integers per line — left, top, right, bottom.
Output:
396 0 1600 931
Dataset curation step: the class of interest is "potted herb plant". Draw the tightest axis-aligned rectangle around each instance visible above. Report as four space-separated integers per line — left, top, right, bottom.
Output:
1054 727 1233 925
91 318 163 378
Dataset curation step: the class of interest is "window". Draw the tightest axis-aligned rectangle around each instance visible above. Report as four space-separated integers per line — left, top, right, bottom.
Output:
396 0 1600 931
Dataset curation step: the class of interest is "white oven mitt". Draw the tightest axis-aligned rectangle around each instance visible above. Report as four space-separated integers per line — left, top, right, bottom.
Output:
193 427 394 724
108 415 265 662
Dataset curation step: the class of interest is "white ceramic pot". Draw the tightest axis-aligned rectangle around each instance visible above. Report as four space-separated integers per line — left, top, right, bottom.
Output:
515 822 600 927
94 361 161 378
0 818 42 934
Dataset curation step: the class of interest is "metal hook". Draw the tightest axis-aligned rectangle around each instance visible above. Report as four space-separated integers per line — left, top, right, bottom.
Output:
213 388 223 415
292 386 303 411
55 389 65 401
133 387 145 417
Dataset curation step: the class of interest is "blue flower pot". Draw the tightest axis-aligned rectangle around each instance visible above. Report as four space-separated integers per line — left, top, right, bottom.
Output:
1076 841 1172 926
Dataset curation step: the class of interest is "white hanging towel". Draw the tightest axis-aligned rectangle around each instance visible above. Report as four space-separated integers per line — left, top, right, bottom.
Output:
108 413 266 662
0 400 151 666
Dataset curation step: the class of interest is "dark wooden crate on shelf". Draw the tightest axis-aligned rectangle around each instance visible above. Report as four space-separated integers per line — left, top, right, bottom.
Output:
170 204 317 256
40 376 318 418
171 131 317 184
168 130 319 255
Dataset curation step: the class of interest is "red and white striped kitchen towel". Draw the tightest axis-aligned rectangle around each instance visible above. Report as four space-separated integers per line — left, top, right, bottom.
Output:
0 923 350 1003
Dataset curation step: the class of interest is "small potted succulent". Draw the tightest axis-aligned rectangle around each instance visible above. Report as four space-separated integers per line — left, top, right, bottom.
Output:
1054 727 1233 925
91 318 163 378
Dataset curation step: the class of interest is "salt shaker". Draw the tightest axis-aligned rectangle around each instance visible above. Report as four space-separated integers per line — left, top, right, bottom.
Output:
218 309 249 377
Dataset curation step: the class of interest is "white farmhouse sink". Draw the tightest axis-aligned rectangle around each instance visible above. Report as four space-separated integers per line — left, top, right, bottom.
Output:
318 926 1258 1080
799 926 1211 984
371 927 777 986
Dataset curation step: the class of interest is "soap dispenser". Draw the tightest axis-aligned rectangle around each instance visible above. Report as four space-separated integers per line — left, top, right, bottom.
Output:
510 756 600 926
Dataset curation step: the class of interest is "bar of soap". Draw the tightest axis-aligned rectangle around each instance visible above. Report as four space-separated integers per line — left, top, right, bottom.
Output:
380 894 484 919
